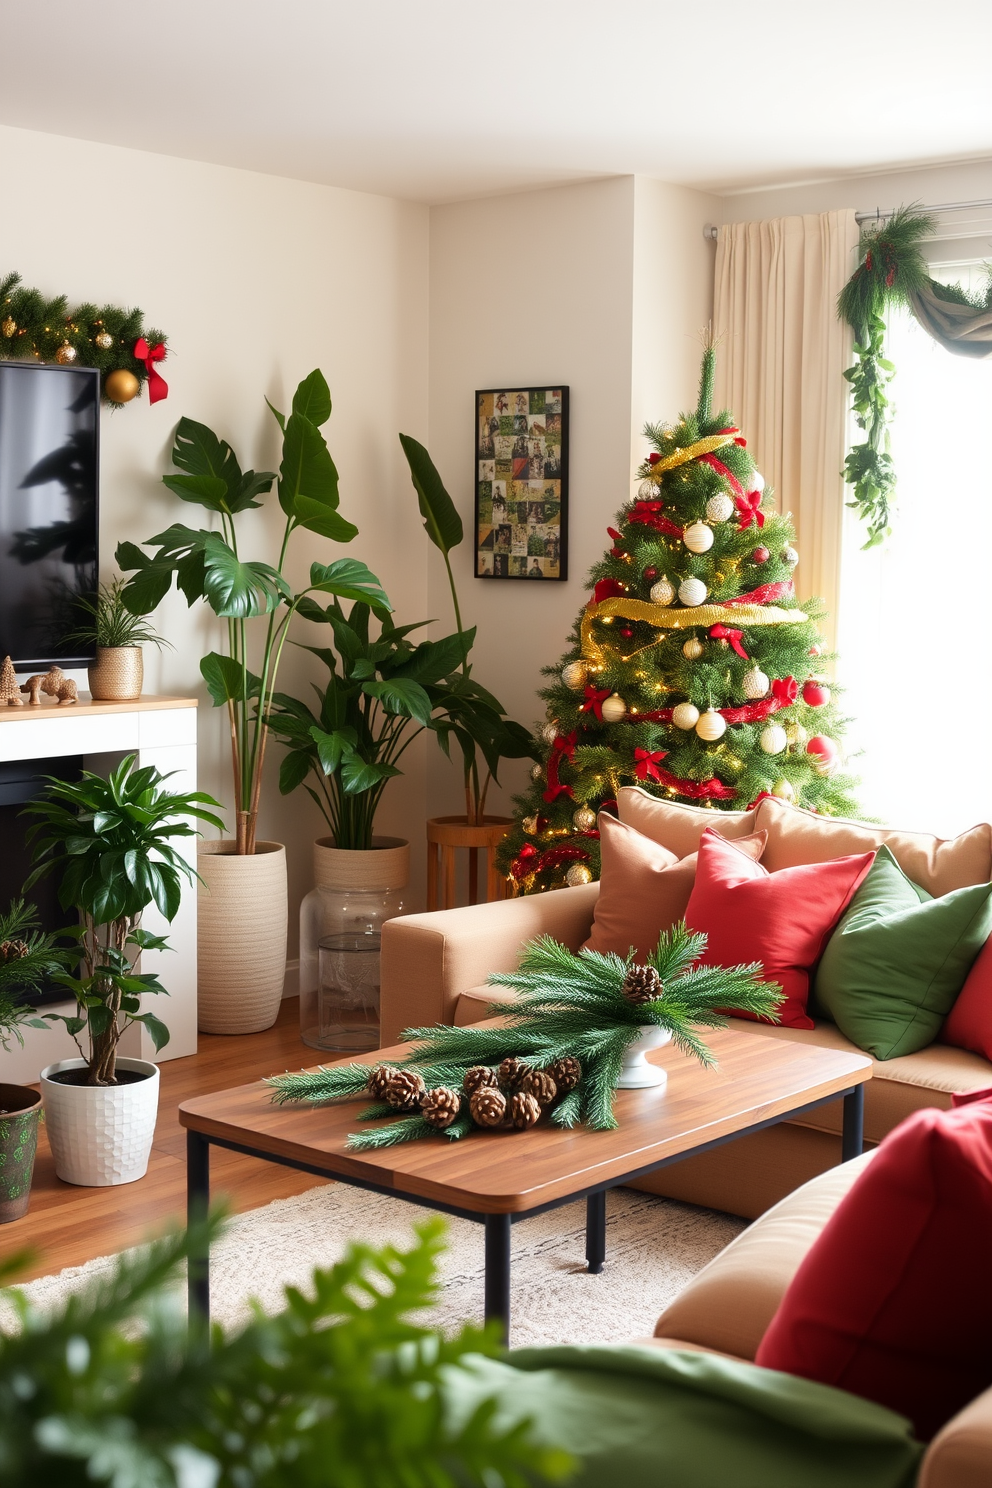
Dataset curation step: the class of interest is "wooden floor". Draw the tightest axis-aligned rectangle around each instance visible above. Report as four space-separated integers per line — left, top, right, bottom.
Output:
4 999 327 1283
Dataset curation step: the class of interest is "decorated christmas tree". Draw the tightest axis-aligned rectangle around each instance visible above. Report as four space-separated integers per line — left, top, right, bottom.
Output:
499 346 858 894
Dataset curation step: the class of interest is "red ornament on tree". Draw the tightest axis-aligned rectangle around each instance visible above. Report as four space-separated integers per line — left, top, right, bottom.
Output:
809 644 822 656
619 625 634 639
802 680 831 708
642 565 658 582
807 734 838 766
752 546 770 564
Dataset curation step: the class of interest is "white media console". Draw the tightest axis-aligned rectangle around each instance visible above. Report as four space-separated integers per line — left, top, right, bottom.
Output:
0 695 198 1085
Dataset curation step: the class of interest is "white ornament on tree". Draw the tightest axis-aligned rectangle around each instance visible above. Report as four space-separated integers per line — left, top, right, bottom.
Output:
695 708 727 741
706 493 735 523
540 721 559 745
565 863 593 887
783 546 799 567
649 578 675 606
749 471 765 494
637 478 657 499
671 702 700 730
573 806 597 832
683 521 714 554
561 661 587 690
741 666 769 700
678 577 708 607
682 637 704 661
600 693 627 723
771 777 795 801
760 723 788 755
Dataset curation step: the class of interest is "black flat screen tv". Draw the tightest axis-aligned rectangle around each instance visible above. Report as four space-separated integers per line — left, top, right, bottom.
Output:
0 361 100 669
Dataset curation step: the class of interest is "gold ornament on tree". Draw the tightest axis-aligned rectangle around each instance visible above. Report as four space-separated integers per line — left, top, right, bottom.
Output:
565 862 593 887
1 317 16 339
540 720 560 745
600 693 627 723
682 637 704 661
572 805 597 832
561 660 588 690
649 577 675 606
671 701 700 731
104 368 140 404
94 329 114 351
55 340 78 364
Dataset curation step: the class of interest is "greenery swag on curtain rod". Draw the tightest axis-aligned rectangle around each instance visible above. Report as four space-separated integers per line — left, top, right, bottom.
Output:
838 205 992 548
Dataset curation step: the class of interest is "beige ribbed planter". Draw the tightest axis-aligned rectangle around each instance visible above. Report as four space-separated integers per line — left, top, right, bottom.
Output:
88 646 143 701
197 841 288 1034
312 835 410 893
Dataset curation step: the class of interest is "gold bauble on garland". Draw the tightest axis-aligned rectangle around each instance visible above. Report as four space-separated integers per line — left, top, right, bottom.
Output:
94 330 114 351
104 368 140 404
54 341 77 364
1 317 15 339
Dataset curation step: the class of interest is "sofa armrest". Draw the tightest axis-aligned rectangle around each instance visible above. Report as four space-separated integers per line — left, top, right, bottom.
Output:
379 881 599 1045
920 1386 992 1488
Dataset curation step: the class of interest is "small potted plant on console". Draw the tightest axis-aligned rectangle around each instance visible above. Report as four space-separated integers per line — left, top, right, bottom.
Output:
65 577 171 702
24 756 223 1187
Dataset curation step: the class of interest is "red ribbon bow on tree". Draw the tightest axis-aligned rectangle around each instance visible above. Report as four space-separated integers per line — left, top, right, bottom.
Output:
709 624 749 659
579 685 611 721
590 578 625 606
716 426 748 447
772 676 798 706
510 843 540 879
629 500 684 539
543 731 578 803
735 489 764 529
634 747 667 783
133 337 168 404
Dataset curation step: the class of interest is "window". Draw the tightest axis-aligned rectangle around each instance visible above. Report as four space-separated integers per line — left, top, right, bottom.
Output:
837 262 992 837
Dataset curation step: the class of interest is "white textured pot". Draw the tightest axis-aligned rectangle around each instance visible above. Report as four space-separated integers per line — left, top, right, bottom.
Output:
198 841 288 1034
40 1057 160 1187
617 1026 672 1090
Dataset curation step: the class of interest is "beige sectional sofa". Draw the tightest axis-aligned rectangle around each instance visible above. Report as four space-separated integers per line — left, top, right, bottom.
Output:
381 792 992 1219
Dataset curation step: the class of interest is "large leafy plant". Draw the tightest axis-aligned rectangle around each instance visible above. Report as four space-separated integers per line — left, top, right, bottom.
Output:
117 370 390 854
24 756 224 1085
0 1219 570 1488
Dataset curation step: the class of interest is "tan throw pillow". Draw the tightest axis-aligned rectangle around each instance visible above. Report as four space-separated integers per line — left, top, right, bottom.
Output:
755 797 992 898
583 812 768 962
617 786 761 859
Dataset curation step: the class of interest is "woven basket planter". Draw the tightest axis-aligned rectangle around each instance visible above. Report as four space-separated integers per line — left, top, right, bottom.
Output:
87 646 143 701
197 841 288 1034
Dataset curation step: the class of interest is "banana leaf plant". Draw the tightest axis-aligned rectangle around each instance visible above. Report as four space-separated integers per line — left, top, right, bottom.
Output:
115 370 390 854
399 434 535 824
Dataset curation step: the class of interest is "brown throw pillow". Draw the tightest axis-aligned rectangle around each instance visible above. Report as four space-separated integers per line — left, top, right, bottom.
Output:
617 786 761 858
583 812 767 962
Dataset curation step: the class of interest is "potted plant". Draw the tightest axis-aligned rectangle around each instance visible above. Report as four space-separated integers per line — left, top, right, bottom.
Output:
24 755 224 1187
0 901 71 1222
399 435 536 902
117 370 390 1034
64 577 171 702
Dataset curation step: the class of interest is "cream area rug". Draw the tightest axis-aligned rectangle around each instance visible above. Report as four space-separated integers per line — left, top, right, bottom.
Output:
10 1185 745 1346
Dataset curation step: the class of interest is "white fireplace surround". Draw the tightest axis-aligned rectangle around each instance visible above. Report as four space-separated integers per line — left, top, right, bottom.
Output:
0 694 198 1085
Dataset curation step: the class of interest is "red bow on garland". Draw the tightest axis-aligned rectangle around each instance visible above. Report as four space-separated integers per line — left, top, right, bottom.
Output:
771 675 798 706
655 767 736 801
579 686 611 721
590 578 625 606
709 624 749 659
735 489 764 529
133 337 168 404
628 500 684 539
543 731 577 804
634 747 667 782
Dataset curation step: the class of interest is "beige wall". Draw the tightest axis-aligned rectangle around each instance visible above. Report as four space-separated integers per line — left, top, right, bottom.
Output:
426 174 718 823
0 123 430 952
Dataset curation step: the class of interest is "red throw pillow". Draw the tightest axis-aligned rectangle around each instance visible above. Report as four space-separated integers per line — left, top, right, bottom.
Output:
683 829 873 1029
583 814 767 962
941 932 992 1061
756 1100 992 1441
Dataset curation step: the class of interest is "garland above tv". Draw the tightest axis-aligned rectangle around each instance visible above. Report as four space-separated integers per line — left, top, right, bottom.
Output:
0 270 169 407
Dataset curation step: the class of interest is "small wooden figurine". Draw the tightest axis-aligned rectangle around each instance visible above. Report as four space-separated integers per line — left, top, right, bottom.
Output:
0 655 24 706
21 665 78 706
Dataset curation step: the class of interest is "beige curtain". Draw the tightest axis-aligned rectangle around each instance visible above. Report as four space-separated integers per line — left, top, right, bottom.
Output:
712 210 859 655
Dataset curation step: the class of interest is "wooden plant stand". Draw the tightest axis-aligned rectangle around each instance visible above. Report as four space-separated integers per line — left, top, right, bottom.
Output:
426 816 512 910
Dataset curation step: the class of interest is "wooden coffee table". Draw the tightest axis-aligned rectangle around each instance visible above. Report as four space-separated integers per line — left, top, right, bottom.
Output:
179 1026 871 1341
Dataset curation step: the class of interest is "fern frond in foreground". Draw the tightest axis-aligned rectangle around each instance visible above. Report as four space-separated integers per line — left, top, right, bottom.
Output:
268 921 782 1149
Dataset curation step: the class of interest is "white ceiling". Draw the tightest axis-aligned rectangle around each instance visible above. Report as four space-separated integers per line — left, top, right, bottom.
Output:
2 0 991 204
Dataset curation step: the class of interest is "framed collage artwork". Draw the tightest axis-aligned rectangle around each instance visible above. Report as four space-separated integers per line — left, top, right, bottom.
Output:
475 386 568 580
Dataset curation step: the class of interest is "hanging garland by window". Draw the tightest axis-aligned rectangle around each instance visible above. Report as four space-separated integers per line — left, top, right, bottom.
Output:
0 270 169 407
838 206 992 548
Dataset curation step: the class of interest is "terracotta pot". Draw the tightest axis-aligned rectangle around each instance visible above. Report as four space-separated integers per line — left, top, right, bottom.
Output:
40 1058 159 1187
197 841 288 1034
87 646 143 701
0 1084 42 1221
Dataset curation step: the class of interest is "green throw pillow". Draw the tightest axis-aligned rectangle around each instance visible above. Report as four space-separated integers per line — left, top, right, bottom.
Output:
443 1345 922 1488
813 845 992 1060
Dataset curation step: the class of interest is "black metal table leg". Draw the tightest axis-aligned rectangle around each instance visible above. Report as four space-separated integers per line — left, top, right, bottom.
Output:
842 1085 865 1161
484 1213 512 1344
187 1129 211 1331
586 1190 607 1274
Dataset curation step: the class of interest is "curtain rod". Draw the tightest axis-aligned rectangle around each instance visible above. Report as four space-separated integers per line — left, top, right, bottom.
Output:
703 198 992 241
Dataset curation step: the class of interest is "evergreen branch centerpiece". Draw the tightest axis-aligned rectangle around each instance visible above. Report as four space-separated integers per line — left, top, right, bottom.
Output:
268 924 782 1150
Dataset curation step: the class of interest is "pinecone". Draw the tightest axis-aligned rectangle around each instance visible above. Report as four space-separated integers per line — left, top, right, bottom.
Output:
421 1087 461 1129
547 1055 582 1093
469 1086 507 1128
463 1065 499 1097
383 1069 427 1110
519 1069 557 1106
498 1056 533 1091
621 964 664 1005
367 1064 399 1100
510 1092 541 1130
0 940 29 964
